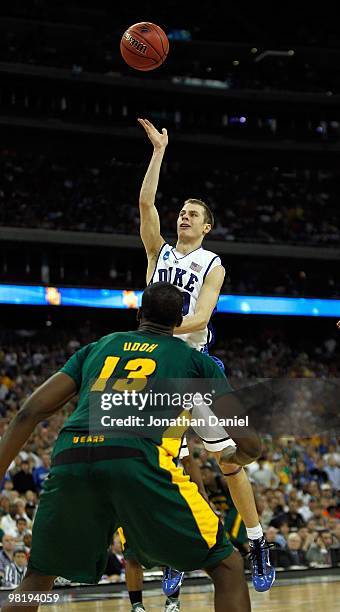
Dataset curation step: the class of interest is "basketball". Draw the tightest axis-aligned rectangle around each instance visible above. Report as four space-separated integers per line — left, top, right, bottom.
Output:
120 22 169 71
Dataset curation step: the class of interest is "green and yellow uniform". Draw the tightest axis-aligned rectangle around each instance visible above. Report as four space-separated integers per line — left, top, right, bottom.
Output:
28 330 233 583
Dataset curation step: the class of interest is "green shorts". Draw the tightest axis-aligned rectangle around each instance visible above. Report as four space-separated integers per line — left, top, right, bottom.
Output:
29 432 233 583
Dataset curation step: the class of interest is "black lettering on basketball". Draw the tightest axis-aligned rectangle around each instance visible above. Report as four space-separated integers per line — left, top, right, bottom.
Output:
124 31 147 55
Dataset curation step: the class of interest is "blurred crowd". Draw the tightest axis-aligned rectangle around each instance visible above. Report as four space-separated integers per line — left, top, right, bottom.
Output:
1 3 340 95
1 149 339 248
1 32 338 96
0 329 339 585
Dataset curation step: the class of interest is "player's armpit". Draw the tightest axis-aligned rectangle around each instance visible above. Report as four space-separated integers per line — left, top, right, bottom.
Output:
174 265 225 334
0 372 77 479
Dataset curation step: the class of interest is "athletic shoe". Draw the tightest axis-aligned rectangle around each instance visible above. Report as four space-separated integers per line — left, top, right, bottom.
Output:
248 537 276 592
162 566 184 596
54 576 71 586
164 597 180 612
131 604 146 612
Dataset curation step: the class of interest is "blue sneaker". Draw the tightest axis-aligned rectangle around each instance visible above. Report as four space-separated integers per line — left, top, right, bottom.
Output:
162 567 184 597
248 537 275 592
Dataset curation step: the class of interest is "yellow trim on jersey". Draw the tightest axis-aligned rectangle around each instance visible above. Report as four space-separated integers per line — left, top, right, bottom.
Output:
231 513 243 539
156 445 219 549
117 527 126 551
162 409 191 442
159 437 183 459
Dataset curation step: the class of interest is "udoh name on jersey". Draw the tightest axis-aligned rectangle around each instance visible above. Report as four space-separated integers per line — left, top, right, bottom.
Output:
123 342 158 352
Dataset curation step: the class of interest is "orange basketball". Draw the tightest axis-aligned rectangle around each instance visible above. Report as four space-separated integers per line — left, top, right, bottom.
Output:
120 22 169 71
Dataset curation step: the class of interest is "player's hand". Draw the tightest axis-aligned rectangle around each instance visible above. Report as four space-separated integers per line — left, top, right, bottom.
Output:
138 118 168 150
337 320 340 329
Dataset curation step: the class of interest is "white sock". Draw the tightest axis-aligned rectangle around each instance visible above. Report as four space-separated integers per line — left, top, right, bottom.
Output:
246 524 263 540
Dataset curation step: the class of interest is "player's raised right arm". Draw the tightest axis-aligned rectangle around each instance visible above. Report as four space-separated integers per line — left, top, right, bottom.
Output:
138 119 167 264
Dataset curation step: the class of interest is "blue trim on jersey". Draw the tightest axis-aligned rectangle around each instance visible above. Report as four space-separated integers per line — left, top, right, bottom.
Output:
149 242 167 284
203 255 221 282
170 246 202 261
201 346 225 372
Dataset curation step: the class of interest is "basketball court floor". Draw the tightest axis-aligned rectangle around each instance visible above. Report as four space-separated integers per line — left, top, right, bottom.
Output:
43 578 340 611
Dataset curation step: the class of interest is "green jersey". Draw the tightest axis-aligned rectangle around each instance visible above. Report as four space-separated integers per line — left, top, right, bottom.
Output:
60 329 227 434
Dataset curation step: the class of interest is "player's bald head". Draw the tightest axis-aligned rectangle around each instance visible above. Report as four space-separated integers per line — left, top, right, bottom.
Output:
139 282 183 328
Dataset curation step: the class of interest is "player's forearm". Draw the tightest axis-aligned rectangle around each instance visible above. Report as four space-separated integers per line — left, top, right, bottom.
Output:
139 148 166 208
174 312 207 334
0 406 41 477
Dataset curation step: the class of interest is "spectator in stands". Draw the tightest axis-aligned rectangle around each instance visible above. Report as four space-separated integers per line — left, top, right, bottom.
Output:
270 499 306 530
277 522 290 546
0 504 18 537
323 444 340 466
311 502 329 529
292 460 313 489
102 534 125 582
0 496 10 518
324 456 340 491
298 497 318 523
1 480 14 499
309 458 329 486
297 526 310 550
14 499 32 528
24 501 36 523
3 547 27 587
285 533 308 566
0 535 15 580
252 457 280 489
332 522 340 543
265 526 286 549
23 532 32 556
12 461 36 494
14 518 28 545
306 530 339 566
258 496 275 529
273 490 286 512
307 481 321 500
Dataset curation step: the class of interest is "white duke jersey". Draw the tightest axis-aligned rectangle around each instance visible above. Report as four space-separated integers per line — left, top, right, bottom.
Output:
149 242 222 351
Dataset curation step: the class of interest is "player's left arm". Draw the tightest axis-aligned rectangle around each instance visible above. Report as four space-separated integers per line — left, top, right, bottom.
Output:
174 265 225 334
0 372 77 480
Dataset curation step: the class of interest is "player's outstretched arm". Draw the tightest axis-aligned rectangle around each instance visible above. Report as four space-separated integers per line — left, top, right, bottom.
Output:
138 119 167 273
0 372 77 479
175 265 225 334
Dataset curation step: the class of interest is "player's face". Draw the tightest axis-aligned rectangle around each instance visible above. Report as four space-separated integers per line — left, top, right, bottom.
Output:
177 204 211 242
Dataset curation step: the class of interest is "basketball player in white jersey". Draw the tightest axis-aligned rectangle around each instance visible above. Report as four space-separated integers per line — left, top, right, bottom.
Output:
121 119 275 612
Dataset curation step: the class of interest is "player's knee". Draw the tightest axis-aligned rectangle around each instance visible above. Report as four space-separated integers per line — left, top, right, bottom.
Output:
206 550 245 583
221 549 244 573
239 434 262 463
